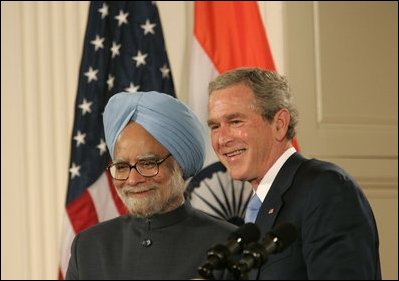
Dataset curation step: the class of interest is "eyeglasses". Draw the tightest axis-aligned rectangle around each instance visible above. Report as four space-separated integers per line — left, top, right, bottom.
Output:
107 153 171 180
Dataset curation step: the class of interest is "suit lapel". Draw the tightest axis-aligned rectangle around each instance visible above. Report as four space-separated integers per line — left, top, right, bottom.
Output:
255 153 307 235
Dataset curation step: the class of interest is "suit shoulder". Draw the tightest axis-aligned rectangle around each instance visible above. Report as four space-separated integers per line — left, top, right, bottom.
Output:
293 158 366 203
298 158 355 183
302 158 345 172
77 215 127 238
190 208 237 232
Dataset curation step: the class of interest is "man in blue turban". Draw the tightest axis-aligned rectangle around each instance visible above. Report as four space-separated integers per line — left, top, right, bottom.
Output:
103 91 205 180
66 92 236 280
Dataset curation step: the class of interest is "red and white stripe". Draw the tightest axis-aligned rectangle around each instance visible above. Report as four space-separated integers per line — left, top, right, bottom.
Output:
59 172 126 279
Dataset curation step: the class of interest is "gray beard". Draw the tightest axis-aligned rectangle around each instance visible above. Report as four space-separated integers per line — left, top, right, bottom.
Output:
116 165 185 218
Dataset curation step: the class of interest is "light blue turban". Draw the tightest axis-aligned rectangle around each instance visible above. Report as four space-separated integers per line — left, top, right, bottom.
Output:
103 92 205 179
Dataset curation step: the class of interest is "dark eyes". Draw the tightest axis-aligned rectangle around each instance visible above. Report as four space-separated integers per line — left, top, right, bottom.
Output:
139 160 157 169
115 163 129 170
209 124 220 130
230 120 243 126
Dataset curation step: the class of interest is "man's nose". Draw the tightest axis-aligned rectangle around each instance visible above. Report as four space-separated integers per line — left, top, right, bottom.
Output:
218 125 233 146
125 167 146 186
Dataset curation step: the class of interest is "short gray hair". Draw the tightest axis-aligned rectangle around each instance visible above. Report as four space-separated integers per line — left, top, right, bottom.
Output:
208 67 298 140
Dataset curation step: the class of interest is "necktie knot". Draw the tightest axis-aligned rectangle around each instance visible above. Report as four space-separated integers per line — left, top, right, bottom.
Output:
245 194 262 223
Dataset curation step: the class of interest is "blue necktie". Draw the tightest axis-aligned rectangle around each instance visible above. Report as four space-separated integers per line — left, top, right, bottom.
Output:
245 194 262 223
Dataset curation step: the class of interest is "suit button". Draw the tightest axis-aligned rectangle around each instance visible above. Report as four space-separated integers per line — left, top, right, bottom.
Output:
142 239 152 247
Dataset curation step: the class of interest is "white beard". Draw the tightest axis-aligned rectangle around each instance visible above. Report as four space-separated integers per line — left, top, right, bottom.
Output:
116 164 185 218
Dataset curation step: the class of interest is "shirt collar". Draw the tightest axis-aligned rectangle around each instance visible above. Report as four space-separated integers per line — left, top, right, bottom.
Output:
256 147 296 202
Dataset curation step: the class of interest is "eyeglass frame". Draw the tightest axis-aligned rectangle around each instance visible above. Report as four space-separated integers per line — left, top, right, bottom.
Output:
107 153 172 180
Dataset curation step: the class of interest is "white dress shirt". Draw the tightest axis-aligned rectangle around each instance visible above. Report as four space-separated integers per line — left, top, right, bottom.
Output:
255 147 296 203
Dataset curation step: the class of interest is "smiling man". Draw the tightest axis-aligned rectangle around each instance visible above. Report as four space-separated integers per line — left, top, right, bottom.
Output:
207 68 381 280
65 91 235 280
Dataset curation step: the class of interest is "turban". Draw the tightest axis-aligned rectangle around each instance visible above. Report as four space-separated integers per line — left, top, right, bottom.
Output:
103 92 205 179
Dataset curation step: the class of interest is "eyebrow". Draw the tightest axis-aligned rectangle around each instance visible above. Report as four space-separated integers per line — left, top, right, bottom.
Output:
207 113 246 126
137 153 169 162
113 159 130 164
114 153 162 163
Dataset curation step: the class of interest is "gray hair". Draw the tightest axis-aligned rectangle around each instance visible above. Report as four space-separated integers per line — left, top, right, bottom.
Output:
208 67 298 140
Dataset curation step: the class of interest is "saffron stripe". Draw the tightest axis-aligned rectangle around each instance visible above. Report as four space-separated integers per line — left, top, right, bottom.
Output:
194 1 275 73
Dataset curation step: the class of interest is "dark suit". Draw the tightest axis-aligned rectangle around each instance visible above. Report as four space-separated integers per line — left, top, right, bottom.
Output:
253 153 381 280
66 202 236 280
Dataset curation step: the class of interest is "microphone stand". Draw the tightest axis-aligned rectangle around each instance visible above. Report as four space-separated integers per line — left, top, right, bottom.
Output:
197 223 261 280
198 244 231 280
229 222 297 280
229 242 268 280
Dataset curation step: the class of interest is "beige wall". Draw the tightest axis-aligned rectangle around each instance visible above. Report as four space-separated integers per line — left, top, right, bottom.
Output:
284 2 398 279
1 1 397 279
285 2 397 278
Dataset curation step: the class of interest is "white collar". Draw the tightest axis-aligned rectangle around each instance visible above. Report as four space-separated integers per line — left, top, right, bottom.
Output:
255 147 296 202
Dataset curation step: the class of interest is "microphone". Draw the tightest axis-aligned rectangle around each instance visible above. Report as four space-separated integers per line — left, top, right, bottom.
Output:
198 223 260 279
230 222 297 279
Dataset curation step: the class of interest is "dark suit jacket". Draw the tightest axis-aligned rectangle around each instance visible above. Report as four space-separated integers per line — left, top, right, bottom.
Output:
65 202 236 280
253 153 381 280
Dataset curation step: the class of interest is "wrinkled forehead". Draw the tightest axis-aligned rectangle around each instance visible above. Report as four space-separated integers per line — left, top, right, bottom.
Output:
208 87 257 120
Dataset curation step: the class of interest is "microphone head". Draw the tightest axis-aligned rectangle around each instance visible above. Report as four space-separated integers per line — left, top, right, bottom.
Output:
229 223 261 244
268 222 297 253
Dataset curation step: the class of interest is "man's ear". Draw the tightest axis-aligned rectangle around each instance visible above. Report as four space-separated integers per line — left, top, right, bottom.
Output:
274 109 290 141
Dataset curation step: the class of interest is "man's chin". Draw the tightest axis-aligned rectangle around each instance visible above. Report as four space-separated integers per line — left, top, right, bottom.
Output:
127 206 159 218
226 168 248 182
123 198 160 218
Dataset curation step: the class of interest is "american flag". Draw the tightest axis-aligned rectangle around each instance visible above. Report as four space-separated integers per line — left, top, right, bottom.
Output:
59 1 175 278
